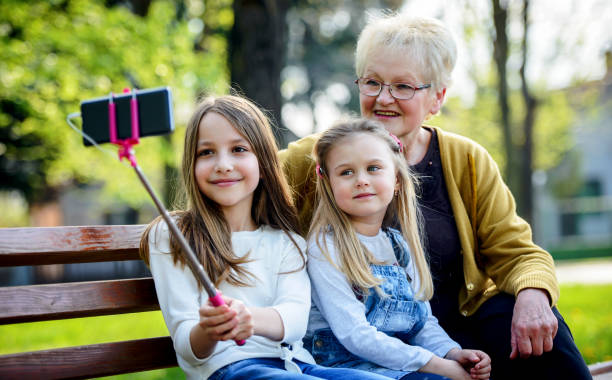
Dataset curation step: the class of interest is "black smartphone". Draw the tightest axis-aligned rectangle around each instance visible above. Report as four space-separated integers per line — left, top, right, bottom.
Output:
80 87 174 146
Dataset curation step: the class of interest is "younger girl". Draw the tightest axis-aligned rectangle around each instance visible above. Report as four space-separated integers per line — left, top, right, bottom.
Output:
140 95 390 380
305 119 491 380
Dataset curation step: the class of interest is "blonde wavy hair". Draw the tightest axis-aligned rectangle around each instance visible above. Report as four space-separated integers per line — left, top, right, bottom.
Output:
308 119 433 300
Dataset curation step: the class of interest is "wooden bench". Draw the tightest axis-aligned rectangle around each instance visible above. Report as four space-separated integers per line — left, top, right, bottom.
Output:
0 225 178 379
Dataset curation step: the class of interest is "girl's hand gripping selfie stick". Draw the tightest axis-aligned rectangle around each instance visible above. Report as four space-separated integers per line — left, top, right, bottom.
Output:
108 89 245 346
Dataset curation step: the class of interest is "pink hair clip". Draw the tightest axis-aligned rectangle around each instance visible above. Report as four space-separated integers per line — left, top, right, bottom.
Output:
315 163 325 179
389 133 403 152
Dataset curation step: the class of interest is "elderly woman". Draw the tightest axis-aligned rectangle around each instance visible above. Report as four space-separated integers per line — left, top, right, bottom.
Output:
279 14 591 380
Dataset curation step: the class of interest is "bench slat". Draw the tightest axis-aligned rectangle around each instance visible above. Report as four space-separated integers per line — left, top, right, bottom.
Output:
0 248 140 266
0 278 159 324
0 336 177 379
0 225 146 266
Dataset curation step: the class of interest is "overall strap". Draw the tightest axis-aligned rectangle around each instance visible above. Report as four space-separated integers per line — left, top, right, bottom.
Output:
383 228 412 280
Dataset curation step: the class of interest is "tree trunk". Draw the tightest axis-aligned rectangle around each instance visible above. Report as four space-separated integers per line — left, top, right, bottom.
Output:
518 0 537 224
128 0 151 17
491 0 516 191
230 0 295 148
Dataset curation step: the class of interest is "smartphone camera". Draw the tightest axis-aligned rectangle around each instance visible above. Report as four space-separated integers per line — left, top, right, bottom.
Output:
80 87 174 146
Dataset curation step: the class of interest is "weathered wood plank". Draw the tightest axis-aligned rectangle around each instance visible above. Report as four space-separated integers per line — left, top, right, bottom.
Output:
0 225 146 266
0 336 177 379
0 278 159 324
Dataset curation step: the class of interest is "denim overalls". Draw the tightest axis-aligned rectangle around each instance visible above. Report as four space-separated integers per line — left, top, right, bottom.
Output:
305 228 429 379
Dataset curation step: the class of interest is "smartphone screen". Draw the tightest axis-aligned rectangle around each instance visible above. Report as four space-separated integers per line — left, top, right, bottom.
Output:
80 87 174 146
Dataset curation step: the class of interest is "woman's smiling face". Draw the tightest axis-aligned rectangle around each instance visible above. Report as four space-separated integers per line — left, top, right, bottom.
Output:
359 48 444 140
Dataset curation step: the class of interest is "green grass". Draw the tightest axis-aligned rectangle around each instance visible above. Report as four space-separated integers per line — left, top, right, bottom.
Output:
557 283 612 365
0 311 184 379
1 284 610 378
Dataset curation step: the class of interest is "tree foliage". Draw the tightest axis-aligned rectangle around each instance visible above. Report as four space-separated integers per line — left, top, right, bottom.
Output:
0 0 228 207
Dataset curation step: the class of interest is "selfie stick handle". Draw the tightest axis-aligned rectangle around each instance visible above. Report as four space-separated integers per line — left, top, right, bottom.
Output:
108 89 245 346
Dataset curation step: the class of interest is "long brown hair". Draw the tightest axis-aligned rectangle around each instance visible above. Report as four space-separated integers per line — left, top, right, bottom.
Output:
309 118 433 300
140 94 304 287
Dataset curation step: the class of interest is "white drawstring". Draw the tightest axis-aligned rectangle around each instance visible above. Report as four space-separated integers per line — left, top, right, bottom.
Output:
279 344 302 373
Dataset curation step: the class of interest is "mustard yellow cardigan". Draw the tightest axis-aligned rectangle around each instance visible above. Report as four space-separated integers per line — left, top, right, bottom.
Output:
278 126 559 316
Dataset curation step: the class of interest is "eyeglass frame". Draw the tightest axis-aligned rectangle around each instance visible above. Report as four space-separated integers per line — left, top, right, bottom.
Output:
354 77 432 100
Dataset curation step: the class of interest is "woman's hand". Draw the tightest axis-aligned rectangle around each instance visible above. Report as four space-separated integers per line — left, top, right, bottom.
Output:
445 348 491 379
510 288 558 359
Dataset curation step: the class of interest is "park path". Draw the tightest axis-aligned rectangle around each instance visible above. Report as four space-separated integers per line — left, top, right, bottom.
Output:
594 371 612 380
555 258 612 284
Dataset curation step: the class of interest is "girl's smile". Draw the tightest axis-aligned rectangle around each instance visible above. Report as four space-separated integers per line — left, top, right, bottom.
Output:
353 192 376 199
209 178 242 186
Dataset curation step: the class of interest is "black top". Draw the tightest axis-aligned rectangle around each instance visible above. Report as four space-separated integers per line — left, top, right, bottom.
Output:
410 128 464 327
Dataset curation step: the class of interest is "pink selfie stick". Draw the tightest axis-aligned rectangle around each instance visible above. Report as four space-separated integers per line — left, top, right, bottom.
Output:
108 89 245 346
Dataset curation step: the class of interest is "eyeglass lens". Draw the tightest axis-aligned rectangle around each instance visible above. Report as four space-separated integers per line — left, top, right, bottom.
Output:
357 79 420 100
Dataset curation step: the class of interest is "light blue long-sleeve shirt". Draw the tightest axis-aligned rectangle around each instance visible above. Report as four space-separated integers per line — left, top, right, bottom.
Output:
306 229 460 372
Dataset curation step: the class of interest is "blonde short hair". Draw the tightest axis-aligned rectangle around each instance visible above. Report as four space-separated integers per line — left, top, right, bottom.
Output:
355 13 457 93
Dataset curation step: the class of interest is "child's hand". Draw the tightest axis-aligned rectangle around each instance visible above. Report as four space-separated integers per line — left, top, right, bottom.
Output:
198 294 254 342
419 355 474 380
223 296 254 341
445 348 491 380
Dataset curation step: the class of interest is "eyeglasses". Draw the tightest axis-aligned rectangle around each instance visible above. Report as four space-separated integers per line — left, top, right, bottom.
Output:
354 78 431 100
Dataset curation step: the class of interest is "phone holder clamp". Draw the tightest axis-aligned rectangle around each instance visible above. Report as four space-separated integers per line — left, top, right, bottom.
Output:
108 88 140 167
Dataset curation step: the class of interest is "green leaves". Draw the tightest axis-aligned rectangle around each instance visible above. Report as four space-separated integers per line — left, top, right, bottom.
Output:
1 0 228 207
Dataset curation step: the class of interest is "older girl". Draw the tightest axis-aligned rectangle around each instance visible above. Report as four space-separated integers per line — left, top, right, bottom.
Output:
141 95 389 380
